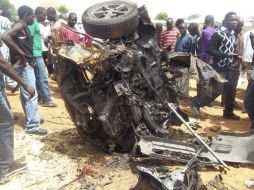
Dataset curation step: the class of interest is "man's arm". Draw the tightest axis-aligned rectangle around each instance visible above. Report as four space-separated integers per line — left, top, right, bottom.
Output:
189 37 195 54
207 32 228 58
250 32 254 50
0 52 35 98
1 22 26 65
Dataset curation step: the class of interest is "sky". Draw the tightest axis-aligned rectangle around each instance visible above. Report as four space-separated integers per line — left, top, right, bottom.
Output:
9 0 254 22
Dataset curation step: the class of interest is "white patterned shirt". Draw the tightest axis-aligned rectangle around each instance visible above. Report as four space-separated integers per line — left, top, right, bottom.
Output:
0 16 11 60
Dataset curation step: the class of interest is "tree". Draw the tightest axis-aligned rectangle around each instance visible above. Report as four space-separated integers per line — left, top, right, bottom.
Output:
154 12 168 21
0 0 16 20
57 5 69 14
187 14 201 20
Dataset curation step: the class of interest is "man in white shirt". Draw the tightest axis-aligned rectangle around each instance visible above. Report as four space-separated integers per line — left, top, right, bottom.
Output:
239 29 254 86
36 7 53 76
0 13 17 91
244 32 254 129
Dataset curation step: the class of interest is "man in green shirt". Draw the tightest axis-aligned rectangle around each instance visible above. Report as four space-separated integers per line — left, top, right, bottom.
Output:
28 7 57 107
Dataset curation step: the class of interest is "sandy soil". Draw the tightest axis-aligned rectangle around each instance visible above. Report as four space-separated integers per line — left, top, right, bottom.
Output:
0 78 253 190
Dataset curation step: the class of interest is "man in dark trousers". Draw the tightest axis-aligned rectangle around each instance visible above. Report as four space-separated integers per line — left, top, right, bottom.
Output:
207 12 240 120
191 12 240 120
244 32 254 129
2 5 48 134
0 51 35 184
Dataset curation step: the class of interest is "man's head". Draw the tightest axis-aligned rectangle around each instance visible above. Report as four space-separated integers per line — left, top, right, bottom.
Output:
156 23 163 33
204 15 214 27
175 18 184 29
234 17 244 34
59 13 67 21
35 7 46 22
179 23 187 35
1 10 11 20
46 7 57 22
223 11 238 31
18 5 34 25
188 22 199 36
67 13 77 28
166 18 174 30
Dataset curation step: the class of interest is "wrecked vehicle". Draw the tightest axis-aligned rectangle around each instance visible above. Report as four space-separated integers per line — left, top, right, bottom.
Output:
56 1 189 152
53 2 254 189
56 0 234 164
55 0 253 170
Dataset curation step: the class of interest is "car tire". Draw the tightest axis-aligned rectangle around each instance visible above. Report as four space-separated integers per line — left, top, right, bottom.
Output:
82 0 139 39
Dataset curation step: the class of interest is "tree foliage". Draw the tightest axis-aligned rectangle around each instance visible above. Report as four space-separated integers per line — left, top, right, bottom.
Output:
57 5 69 14
0 0 17 20
187 14 201 20
154 12 168 21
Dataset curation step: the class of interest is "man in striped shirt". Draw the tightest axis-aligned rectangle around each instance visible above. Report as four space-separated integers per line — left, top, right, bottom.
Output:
160 18 180 52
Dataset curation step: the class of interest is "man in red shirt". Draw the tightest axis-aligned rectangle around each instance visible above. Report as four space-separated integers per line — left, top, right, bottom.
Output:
160 18 180 52
59 13 82 45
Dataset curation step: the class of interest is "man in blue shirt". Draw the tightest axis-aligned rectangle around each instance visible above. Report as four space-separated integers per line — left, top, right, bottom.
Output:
174 23 193 98
175 23 194 54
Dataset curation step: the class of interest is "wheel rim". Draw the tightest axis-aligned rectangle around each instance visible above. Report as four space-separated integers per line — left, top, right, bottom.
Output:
92 3 130 19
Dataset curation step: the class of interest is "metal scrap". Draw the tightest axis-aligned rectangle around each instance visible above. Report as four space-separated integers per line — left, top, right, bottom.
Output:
202 130 254 164
136 157 200 190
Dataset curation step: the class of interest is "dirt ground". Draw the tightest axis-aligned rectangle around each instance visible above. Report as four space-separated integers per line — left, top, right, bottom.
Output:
0 78 254 190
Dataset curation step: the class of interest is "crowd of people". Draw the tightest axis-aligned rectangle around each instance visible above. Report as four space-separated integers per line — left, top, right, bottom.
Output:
158 12 254 125
0 5 96 184
0 4 254 185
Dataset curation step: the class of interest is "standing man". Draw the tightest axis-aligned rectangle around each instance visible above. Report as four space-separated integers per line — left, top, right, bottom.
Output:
207 12 240 120
155 23 163 48
175 23 194 53
188 22 200 56
244 32 254 129
0 13 12 105
0 51 35 184
46 7 66 50
199 15 216 64
28 7 57 107
36 7 53 77
160 18 180 52
0 11 17 92
46 7 66 80
174 22 193 98
240 29 254 85
230 18 244 108
191 12 240 120
2 5 48 134
59 13 83 45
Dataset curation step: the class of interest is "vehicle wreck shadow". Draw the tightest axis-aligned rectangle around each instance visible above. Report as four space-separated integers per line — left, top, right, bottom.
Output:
180 82 250 135
40 128 112 165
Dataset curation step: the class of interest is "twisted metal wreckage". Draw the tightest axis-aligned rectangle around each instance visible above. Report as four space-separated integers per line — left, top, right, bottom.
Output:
53 1 254 189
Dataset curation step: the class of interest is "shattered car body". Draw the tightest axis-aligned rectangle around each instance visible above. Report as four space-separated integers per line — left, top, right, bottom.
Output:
202 130 254 164
136 157 200 190
56 4 188 152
